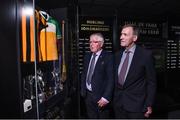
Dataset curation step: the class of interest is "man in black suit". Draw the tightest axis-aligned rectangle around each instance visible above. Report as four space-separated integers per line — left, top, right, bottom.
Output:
113 24 157 118
81 33 114 118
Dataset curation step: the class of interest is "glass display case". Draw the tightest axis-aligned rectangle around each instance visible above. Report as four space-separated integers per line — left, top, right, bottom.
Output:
20 0 78 118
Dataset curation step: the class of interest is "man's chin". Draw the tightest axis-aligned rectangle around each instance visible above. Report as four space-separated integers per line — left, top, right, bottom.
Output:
90 50 96 53
120 44 126 47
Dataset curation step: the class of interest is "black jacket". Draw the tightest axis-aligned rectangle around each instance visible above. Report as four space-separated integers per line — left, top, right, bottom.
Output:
81 50 114 102
113 45 157 112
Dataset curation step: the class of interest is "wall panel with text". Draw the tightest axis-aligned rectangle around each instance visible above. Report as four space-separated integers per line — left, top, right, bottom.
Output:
166 20 180 93
167 22 180 70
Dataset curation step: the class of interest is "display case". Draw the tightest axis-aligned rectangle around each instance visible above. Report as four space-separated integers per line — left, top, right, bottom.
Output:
20 0 79 118
0 0 79 118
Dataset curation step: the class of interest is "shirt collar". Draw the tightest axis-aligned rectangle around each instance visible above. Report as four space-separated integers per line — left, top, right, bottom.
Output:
94 49 102 56
125 44 136 53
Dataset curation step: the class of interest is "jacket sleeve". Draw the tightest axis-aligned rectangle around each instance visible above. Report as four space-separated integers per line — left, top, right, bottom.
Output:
102 53 114 101
144 51 157 108
80 54 88 98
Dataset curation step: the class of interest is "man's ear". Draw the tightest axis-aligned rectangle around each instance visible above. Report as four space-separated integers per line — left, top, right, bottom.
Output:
133 35 138 42
100 42 104 47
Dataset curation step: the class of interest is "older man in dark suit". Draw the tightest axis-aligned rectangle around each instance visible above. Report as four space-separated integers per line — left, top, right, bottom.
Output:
81 33 114 118
113 24 157 118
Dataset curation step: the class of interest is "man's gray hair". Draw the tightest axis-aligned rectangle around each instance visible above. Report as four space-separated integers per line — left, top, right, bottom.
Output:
90 33 104 43
122 24 139 37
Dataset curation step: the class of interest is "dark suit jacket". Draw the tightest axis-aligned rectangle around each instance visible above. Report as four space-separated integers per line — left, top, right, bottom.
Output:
113 45 156 112
81 50 114 103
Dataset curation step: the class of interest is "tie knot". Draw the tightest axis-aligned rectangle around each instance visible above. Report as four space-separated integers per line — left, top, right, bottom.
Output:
125 50 130 54
93 53 97 57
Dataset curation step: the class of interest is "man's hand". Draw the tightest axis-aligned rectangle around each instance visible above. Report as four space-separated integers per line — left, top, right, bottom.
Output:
144 106 152 118
97 98 109 108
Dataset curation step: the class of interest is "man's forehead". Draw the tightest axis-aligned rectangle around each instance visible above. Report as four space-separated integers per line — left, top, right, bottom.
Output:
90 35 101 40
122 27 133 33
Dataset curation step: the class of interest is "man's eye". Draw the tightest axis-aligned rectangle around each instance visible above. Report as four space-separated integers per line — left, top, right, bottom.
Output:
90 41 99 43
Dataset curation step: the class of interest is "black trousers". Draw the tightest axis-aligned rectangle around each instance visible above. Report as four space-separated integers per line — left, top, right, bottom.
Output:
114 106 145 119
84 90 110 119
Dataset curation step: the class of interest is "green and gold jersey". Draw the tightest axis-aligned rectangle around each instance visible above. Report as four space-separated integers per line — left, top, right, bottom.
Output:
21 10 61 62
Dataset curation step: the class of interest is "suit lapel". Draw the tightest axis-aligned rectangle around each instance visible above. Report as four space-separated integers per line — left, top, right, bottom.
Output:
84 53 92 75
94 50 104 71
116 51 123 70
115 51 123 83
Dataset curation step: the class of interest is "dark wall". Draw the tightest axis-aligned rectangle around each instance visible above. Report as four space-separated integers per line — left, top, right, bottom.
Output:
0 0 22 118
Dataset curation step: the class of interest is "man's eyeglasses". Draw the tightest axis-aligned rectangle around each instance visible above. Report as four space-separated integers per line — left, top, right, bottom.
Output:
89 41 102 44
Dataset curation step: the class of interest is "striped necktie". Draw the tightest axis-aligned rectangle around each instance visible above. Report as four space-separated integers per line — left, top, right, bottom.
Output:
87 53 96 85
118 51 130 86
